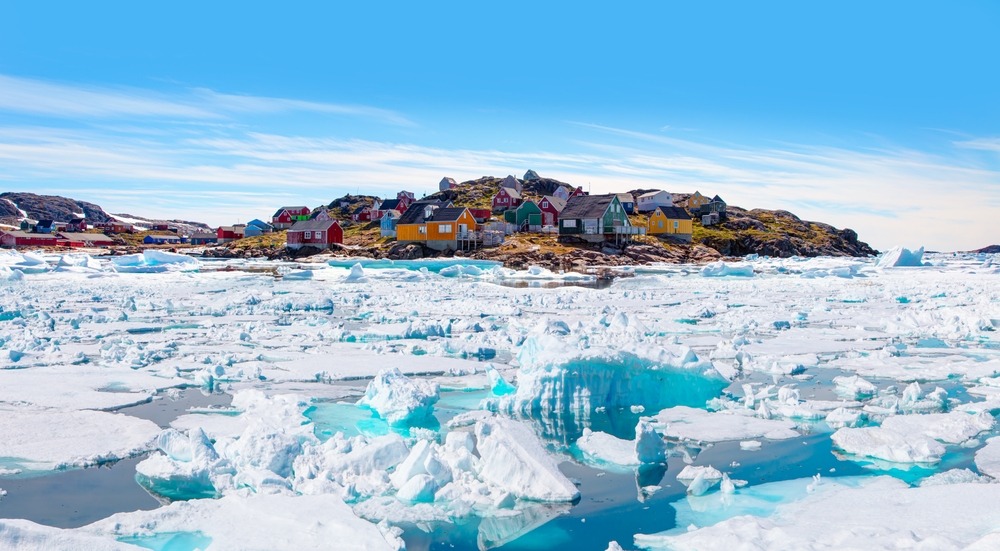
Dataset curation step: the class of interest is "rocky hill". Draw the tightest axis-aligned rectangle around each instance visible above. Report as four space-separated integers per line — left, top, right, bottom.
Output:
0 192 113 225
110 213 213 235
427 176 575 209
695 207 877 257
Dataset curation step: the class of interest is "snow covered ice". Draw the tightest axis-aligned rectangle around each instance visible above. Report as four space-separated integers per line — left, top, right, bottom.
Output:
1 250 1000 550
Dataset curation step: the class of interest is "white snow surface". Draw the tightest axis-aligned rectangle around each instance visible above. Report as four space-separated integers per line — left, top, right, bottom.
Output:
0 409 160 471
652 406 800 442
636 476 1000 550
475 416 580 502
84 493 398 550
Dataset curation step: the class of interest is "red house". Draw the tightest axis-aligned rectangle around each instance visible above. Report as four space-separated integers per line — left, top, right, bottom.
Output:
272 206 311 230
537 195 567 226
468 208 492 222
351 205 374 222
0 230 70 248
217 225 245 243
66 218 88 232
397 191 416 211
286 219 343 250
492 187 522 212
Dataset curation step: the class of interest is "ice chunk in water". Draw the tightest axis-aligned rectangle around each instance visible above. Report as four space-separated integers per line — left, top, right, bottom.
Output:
357 368 440 425
876 246 926 268
475 416 580 502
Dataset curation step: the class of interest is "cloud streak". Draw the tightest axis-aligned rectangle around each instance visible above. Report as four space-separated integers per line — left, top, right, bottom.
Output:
0 74 413 126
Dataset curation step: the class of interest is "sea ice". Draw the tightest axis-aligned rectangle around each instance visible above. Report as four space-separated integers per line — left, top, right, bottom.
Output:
974 437 1000 480
651 406 799 442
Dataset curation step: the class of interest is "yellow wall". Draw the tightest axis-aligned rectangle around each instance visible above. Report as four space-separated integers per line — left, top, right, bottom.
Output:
648 210 693 235
396 223 426 241
648 211 667 235
688 192 708 210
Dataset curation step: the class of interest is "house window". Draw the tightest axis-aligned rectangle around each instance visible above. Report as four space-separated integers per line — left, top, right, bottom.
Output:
418 226 426 234
658 221 663 228
673 221 679 229
439 224 452 233
564 219 576 228
316 231 324 240
304 231 312 239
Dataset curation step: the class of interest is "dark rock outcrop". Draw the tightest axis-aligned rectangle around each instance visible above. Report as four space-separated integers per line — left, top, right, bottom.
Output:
0 192 113 224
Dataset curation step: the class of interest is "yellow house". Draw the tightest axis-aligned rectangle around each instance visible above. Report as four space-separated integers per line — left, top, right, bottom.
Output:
396 200 478 251
647 206 693 242
688 191 710 212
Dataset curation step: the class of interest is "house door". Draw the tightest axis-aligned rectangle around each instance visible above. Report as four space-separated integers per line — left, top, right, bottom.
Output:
543 213 554 226
458 223 468 237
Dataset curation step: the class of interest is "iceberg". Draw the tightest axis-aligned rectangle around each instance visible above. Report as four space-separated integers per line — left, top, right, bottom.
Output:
475 416 580 502
357 368 440 425
975 437 1000 480
875 246 926 268
700 262 754 277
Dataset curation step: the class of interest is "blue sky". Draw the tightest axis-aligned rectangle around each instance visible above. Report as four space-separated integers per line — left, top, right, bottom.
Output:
0 1 998 250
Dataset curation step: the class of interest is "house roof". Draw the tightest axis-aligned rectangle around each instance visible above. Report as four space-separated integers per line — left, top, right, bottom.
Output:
616 193 635 203
439 177 456 186
655 206 692 220
559 194 616 220
68 218 85 224
59 232 116 243
2 230 60 240
146 234 181 240
638 190 669 199
190 232 218 239
429 207 469 223
288 219 341 232
379 199 402 210
36 220 54 226
540 195 567 212
398 200 454 225
352 205 372 215
496 187 522 200
711 195 725 203
273 206 309 217
247 219 272 229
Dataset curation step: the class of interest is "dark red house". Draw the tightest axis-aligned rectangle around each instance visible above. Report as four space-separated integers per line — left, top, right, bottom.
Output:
272 206 311 229
468 208 492 222
492 187 522 212
66 218 88 232
286 219 343 250
0 231 71 248
537 195 567 226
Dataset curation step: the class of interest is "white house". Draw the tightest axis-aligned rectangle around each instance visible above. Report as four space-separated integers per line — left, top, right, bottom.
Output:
500 175 522 193
637 190 674 213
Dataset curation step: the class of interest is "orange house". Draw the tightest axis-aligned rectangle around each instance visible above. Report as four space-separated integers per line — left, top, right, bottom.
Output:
396 201 477 251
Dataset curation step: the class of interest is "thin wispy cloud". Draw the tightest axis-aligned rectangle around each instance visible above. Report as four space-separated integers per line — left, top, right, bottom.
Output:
0 74 413 126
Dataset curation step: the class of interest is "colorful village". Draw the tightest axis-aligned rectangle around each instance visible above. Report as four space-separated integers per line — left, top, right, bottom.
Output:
0 171 728 255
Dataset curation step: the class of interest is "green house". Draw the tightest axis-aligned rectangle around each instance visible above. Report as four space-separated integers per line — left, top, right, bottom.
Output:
503 200 543 230
557 194 636 243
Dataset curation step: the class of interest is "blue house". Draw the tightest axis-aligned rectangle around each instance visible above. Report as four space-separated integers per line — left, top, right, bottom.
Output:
380 210 400 238
247 219 273 232
35 220 56 234
143 234 183 245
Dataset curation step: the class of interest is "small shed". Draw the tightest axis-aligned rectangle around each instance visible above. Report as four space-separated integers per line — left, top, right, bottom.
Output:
380 210 400 238
647 207 693 242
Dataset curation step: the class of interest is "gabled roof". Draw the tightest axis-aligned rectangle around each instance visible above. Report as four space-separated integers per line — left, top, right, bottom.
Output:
616 193 635 203
500 175 520 189
496 187 522 200
190 232 218 239
439 177 456 186
378 199 402 210
559 194 616 220
68 218 85 224
429 207 469 223
540 195 567 212
655 206 692 220
273 206 309 217
247 219 272 229
638 190 669 199
352 205 372 215
146 234 181 240
711 195 725 202
36 219 54 226
397 200 453 225
288 219 341 232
